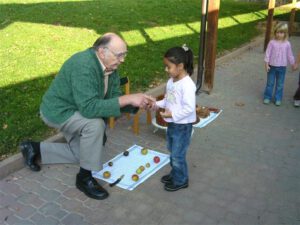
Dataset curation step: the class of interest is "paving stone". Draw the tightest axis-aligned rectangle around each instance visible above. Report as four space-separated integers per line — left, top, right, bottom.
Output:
74 191 89 202
14 169 32 178
71 207 107 225
30 212 60 225
39 202 68 219
0 180 24 197
9 202 36 219
38 189 61 202
3 214 23 225
58 175 76 187
9 220 35 225
41 178 69 193
1 194 18 208
17 192 45 209
61 213 86 225
62 187 81 199
56 196 84 213
0 207 14 223
26 172 47 184
18 180 43 194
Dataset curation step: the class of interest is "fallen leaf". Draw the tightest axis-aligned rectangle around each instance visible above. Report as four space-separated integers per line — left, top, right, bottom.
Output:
235 102 245 107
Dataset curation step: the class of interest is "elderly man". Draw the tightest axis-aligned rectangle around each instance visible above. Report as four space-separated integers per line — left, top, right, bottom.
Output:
20 33 152 200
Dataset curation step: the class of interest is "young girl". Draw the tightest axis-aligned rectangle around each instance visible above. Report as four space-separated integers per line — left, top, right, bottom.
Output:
263 22 295 106
153 45 196 192
293 52 300 107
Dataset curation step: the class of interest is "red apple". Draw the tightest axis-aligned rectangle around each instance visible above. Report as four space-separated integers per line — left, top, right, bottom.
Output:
153 156 160 163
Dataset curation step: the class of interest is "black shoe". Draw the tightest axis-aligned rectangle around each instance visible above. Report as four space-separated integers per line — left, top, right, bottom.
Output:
164 182 188 192
19 141 40 171
161 174 172 184
76 174 109 200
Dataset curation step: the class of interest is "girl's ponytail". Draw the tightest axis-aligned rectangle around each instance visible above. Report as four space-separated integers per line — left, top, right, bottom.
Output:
183 46 194 76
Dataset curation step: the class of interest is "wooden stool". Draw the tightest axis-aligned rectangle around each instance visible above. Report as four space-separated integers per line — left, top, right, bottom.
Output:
132 109 152 135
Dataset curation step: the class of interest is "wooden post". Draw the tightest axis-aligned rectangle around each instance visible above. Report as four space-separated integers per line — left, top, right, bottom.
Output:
203 0 220 92
289 0 297 36
264 0 276 51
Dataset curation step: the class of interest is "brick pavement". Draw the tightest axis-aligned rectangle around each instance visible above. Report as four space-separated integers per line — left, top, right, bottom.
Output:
1 36 300 225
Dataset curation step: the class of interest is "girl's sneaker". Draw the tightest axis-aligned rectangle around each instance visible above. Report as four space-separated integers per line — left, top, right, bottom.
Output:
275 101 281 106
294 100 300 107
263 99 270 104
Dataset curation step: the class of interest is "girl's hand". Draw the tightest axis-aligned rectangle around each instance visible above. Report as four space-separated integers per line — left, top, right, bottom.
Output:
292 63 299 71
265 64 270 72
144 95 157 110
160 109 172 118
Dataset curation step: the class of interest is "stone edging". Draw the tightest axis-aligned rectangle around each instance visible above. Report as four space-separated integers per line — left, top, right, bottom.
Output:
0 133 65 179
0 36 264 180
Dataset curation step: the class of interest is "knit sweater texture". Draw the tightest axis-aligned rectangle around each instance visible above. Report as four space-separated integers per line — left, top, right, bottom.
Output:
40 48 122 125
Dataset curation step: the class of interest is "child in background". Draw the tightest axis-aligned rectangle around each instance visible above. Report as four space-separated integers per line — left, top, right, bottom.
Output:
151 45 196 192
263 22 295 106
293 52 300 107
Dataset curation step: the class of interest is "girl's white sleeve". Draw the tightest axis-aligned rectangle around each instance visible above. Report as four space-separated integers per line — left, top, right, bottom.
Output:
156 99 166 109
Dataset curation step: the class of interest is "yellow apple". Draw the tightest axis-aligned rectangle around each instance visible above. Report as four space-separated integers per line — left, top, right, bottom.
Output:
139 165 145 172
141 148 148 155
103 171 111 179
132 174 139 181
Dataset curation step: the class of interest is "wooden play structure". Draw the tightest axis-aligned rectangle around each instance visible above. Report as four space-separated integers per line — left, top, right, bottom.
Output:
264 0 299 51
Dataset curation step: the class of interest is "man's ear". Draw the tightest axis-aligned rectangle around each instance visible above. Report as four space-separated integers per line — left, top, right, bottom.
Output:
97 47 106 59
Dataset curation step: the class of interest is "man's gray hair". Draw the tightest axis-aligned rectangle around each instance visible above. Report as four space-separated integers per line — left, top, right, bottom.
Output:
93 35 112 50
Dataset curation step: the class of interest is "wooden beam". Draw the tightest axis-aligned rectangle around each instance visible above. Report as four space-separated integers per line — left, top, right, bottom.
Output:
203 0 220 92
289 0 297 36
264 0 276 51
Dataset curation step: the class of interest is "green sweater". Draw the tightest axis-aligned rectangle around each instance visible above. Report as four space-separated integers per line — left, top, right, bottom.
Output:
40 48 122 125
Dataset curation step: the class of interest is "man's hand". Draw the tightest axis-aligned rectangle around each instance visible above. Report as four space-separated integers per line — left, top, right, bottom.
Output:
119 93 156 109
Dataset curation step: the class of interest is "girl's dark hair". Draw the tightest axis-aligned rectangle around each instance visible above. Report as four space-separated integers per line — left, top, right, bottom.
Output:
164 46 194 76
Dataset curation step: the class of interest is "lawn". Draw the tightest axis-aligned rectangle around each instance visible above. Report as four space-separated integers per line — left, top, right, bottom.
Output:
0 0 297 158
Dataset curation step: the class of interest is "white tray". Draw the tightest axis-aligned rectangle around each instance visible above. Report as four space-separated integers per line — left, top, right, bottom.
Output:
151 109 222 132
92 145 170 191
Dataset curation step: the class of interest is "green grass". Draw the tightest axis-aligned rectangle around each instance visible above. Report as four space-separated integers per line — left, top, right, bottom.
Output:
0 0 298 158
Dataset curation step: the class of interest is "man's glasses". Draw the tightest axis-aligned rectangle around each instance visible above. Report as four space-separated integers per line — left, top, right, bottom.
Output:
104 47 127 60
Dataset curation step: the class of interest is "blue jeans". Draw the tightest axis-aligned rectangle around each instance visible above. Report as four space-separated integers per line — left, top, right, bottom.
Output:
166 123 193 186
264 66 286 102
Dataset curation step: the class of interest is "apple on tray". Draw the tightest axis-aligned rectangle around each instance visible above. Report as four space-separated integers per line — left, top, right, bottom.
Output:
103 171 111 179
141 148 148 155
132 174 139 182
153 156 160 163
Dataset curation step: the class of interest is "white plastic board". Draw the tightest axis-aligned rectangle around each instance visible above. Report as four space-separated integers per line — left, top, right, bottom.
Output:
92 145 170 191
